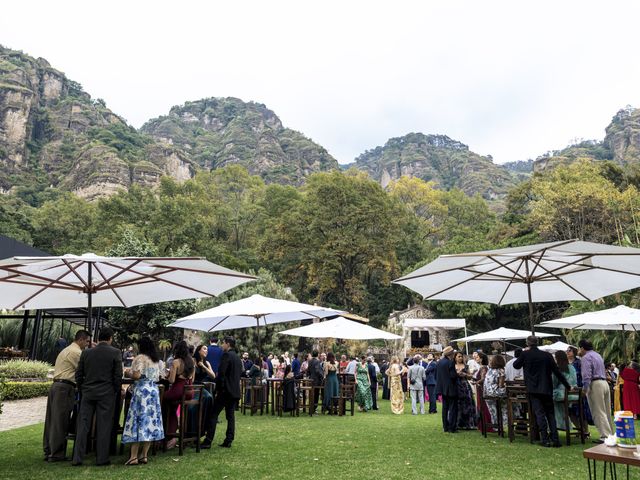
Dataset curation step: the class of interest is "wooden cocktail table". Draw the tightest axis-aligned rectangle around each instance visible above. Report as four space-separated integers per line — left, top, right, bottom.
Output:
583 443 640 480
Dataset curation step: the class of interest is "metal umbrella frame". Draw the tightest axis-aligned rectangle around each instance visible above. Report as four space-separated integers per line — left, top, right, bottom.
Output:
393 240 640 334
0 253 256 339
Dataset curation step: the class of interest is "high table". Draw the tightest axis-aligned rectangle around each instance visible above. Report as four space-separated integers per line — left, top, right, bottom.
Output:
583 443 640 480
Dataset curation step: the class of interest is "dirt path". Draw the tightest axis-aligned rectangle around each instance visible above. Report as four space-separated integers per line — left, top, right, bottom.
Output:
0 396 47 431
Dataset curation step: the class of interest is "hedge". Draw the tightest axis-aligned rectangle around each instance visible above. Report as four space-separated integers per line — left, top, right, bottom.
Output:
0 360 52 380
1 381 52 401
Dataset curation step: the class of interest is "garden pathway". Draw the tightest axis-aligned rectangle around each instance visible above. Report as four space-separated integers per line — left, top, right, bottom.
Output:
0 396 47 431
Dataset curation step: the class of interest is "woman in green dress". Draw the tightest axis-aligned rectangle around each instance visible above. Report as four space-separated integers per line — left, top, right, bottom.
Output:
355 356 373 412
322 352 340 413
553 350 580 431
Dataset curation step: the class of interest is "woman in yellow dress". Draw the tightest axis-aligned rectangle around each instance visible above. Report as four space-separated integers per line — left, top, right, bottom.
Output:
386 356 407 414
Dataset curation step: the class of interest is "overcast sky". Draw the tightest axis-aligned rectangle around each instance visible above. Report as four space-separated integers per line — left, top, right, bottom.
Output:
2 1 640 164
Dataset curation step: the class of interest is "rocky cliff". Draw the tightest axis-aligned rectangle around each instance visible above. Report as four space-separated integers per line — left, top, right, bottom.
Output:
353 133 516 200
0 45 195 201
140 97 339 185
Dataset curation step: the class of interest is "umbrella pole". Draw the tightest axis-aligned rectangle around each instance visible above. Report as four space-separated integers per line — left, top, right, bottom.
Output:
256 316 262 356
526 283 535 335
87 263 93 343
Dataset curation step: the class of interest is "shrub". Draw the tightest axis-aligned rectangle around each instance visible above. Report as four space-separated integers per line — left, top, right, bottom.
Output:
1 381 51 401
0 360 52 380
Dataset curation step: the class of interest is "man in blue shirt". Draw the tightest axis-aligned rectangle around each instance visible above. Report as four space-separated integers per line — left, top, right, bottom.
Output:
206 337 224 375
291 352 301 378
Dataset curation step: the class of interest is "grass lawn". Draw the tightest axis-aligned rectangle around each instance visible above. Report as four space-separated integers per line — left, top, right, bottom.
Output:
0 399 593 480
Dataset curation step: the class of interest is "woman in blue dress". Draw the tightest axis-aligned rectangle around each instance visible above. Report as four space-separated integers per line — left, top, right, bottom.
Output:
122 337 164 465
322 352 340 413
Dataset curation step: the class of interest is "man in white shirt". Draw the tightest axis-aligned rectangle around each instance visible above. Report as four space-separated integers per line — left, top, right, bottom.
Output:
345 356 358 382
505 348 524 381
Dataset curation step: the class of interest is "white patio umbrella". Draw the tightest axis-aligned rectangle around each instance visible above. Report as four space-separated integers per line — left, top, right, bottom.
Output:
538 341 574 353
537 305 640 331
453 327 558 343
0 253 256 336
393 240 640 334
278 316 402 340
168 294 344 352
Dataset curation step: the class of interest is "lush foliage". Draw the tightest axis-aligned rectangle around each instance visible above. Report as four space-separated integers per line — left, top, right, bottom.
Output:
0 381 51 401
3 157 640 358
0 360 52 380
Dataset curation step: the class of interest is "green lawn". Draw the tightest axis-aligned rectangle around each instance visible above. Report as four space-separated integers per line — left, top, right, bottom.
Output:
1 400 593 480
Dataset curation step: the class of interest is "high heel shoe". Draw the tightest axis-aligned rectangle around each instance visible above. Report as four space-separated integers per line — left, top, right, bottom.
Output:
124 458 139 466
138 457 148 464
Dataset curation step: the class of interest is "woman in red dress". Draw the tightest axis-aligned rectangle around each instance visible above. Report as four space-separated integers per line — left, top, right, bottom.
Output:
620 362 640 418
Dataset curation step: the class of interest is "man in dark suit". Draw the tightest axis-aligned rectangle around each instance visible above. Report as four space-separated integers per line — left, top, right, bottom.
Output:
514 335 571 447
367 356 379 410
308 350 323 413
72 327 122 466
206 337 224 375
424 353 438 414
203 335 242 449
435 346 458 433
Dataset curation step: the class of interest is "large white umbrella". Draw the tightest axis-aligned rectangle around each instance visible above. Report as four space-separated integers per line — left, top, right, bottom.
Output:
168 294 344 351
453 327 557 343
537 305 640 331
0 253 256 335
278 316 402 340
393 240 640 333
538 341 574 353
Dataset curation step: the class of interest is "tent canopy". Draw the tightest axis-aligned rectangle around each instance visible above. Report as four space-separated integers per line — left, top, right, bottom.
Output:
538 305 640 331
454 327 558 343
403 318 466 330
278 317 402 340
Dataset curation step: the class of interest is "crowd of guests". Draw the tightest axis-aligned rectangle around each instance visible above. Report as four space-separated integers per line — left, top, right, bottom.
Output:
42 329 626 467
42 331 243 467
429 336 620 447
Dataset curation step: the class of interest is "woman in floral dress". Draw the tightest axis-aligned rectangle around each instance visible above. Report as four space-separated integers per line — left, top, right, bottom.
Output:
355 356 373 411
122 337 164 465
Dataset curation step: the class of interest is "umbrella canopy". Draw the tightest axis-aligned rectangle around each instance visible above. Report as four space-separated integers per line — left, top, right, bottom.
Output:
168 294 344 351
538 341 574 353
393 240 640 333
453 327 557 343
537 305 640 332
0 253 256 335
278 316 402 340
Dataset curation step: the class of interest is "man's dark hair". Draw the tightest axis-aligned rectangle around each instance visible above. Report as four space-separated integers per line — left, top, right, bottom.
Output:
209 337 218 344
312 350 319 357
97 327 114 342
223 335 236 349
578 339 593 351
294 352 298 359
526 335 538 347
75 330 90 341
514 348 523 358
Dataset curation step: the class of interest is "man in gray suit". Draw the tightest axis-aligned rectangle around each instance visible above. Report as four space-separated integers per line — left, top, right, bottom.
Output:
408 354 427 415
72 327 122 466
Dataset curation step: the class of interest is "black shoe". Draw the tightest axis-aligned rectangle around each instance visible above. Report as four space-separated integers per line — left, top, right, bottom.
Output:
71 462 83 467
592 439 604 444
552 441 562 448
48 456 68 463
219 442 232 448
96 461 111 467
200 441 212 449
540 441 551 447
